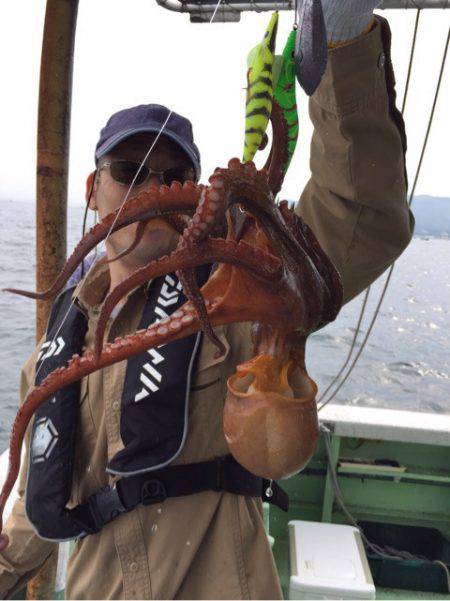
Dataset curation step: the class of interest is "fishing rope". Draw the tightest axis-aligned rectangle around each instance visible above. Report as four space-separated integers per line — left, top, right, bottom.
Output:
29 0 223 387
321 424 450 591
317 12 446 411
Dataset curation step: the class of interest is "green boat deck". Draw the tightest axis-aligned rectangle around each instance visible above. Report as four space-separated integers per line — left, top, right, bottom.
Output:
267 405 450 600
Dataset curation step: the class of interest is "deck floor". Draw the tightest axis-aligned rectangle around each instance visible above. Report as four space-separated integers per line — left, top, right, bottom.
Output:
376 588 449 599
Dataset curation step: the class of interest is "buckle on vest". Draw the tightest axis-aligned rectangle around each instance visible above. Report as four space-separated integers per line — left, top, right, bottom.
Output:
141 479 167 505
88 484 127 530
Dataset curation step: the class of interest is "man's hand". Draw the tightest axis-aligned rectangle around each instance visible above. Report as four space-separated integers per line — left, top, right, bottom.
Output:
316 0 382 44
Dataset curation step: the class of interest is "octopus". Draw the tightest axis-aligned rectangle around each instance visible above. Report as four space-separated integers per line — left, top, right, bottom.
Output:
0 100 343 549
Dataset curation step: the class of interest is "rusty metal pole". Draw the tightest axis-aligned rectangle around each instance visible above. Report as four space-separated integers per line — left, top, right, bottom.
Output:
30 1 79 599
36 0 79 340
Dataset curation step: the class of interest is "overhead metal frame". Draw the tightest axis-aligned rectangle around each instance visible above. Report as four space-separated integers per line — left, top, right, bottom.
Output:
156 0 449 22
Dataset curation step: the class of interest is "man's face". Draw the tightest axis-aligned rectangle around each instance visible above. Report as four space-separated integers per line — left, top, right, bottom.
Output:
89 132 196 267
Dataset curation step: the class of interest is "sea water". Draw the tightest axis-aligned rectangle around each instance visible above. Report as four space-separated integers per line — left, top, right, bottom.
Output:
0 200 448 450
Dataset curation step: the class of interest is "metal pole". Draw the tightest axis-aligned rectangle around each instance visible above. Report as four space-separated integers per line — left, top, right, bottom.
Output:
156 0 449 18
380 0 448 6
32 2 79 598
36 0 79 341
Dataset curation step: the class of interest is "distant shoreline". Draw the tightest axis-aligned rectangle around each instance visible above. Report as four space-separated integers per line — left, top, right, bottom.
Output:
2 195 449 238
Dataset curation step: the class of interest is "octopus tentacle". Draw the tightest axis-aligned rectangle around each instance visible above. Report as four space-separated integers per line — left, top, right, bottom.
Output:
263 100 289 196
0 306 206 540
93 161 315 359
94 239 282 359
179 181 227 246
107 219 149 264
164 214 191 235
0 110 345 545
4 181 202 301
278 202 342 325
176 267 226 357
0 235 285 535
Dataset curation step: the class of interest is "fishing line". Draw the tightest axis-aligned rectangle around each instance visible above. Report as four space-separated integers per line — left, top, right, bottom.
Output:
317 10 434 411
80 170 96 280
317 286 370 403
28 0 223 389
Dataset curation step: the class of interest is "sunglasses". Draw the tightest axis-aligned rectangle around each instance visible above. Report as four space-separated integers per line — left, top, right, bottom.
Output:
98 160 194 187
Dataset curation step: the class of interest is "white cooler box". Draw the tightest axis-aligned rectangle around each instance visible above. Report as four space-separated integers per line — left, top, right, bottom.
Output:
288 520 376 600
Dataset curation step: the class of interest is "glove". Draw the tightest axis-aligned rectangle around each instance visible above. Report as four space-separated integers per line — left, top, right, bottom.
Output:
316 0 382 44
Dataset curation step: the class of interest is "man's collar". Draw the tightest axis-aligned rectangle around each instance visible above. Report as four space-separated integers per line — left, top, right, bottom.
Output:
72 255 111 314
72 254 153 316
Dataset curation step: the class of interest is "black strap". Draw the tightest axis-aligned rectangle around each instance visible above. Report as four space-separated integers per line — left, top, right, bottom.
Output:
68 455 288 535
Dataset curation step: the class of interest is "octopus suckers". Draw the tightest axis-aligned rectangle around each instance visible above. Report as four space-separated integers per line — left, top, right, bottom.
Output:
208 191 221 203
169 320 181 330
228 158 241 169
211 178 224 189
157 326 168 335
181 314 194 324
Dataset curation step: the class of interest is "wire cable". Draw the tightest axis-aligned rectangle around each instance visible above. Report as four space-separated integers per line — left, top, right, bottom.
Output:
317 286 370 403
401 9 421 114
407 25 449 208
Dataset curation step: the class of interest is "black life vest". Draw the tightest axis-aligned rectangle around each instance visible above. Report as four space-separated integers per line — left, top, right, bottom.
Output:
26 267 210 541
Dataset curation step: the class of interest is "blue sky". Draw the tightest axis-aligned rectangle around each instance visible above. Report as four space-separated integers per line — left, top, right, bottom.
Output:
0 1 449 205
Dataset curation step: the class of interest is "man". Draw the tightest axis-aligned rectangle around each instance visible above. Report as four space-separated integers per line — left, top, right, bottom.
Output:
0 6 415 599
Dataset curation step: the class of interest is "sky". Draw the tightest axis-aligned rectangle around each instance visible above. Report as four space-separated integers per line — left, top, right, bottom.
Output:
0 1 449 207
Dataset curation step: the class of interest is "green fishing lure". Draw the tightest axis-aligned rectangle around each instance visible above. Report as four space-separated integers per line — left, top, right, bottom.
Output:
243 12 279 163
273 29 299 176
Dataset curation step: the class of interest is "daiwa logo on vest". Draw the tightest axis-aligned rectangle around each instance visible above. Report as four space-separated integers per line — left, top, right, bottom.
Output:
134 274 183 403
37 337 65 362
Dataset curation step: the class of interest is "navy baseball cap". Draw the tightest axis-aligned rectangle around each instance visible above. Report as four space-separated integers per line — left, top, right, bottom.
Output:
95 104 201 180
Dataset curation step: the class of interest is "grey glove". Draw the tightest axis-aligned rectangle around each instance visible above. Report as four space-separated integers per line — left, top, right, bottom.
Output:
317 0 382 43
